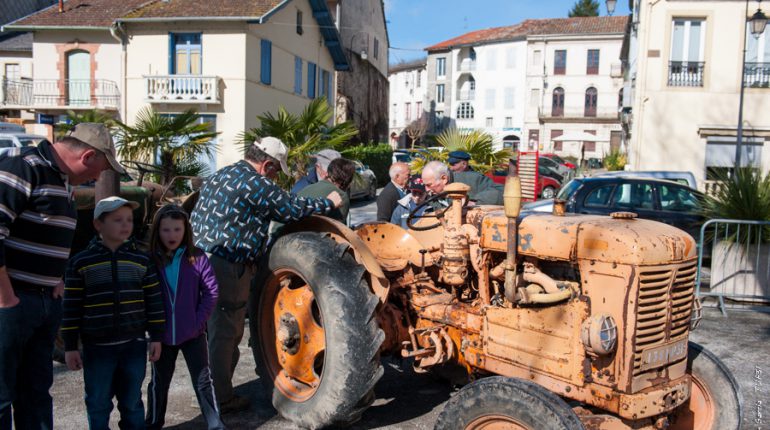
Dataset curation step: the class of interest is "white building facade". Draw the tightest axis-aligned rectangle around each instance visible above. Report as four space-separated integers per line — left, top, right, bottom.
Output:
388 59 426 148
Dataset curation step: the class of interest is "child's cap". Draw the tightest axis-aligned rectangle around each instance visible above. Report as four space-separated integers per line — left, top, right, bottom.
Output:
94 196 139 219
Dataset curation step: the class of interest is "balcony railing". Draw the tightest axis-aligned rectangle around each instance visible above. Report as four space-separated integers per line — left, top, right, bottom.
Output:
538 107 620 119
1 78 120 109
144 75 220 104
457 89 476 101
457 60 477 72
668 61 705 87
744 62 770 88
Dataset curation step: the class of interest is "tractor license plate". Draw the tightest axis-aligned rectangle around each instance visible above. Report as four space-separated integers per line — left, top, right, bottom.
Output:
640 339 688 371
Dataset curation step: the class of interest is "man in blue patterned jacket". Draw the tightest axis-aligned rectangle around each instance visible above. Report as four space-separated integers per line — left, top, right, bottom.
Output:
191 137 341 413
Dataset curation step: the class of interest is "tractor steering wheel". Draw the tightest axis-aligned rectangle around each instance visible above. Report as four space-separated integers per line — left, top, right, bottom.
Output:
406 191 450 231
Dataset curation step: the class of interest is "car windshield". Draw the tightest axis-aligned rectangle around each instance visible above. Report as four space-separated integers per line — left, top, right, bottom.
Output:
549 154 567 164
556 179 581 200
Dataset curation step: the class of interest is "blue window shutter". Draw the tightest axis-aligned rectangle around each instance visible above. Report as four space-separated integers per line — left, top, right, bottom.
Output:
308 62 316 98
261 39 272 85
168 33 175 74
294 57 302 94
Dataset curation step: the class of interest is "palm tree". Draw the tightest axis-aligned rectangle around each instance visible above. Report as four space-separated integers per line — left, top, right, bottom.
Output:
116 106 219 187
239 98 358 188
55 109 117 138
410 128 512 175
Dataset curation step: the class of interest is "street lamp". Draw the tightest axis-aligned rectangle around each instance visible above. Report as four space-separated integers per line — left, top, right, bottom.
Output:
605 0 617 16
734 0 768 172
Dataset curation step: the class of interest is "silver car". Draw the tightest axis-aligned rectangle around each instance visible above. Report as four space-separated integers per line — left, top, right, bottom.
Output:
348 160 377 200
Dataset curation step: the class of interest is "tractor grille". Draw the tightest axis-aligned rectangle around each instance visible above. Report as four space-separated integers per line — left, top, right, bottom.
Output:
632 261 696 375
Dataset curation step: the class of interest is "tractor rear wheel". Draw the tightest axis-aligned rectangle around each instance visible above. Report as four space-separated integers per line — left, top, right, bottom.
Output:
250 232 384 429
669 342 741 430
434 376 584 430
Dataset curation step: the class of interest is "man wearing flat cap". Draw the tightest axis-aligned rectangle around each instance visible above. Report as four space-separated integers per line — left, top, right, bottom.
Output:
0 123 120 429
447 150 472 173
191 137 343 413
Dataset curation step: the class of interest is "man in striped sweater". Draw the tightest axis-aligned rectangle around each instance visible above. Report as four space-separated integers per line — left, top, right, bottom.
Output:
0 123 121 430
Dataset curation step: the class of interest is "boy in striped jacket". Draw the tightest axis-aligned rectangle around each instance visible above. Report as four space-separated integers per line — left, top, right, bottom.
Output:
62 196 166 430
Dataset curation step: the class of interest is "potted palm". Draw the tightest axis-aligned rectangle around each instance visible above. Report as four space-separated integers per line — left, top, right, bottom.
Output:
702 168 770 302
410 128 512 175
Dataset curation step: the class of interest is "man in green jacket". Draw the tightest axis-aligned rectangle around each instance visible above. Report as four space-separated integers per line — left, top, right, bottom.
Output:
297 158 356 224
421 160 503 205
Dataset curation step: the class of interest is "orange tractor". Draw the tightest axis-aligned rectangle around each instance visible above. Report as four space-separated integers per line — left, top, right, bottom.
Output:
249 172 740 430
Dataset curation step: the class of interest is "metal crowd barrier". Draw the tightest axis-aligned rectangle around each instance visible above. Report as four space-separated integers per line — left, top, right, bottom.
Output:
695 218 770 316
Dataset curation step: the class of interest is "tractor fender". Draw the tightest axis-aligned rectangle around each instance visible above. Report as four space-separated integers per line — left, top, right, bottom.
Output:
280 215 390 304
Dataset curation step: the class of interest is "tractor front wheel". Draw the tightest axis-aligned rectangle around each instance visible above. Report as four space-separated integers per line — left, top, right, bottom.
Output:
250 232 384 429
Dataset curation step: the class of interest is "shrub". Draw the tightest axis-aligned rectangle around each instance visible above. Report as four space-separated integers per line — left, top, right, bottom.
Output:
701 168 770 243
342 143 393 187
603 149 627 171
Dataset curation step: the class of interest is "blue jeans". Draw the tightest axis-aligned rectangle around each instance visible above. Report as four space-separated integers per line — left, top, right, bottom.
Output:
0 290 62 430
82 339 147 430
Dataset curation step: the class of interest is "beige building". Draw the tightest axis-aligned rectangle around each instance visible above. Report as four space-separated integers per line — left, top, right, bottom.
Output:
623 0 770 186
4 0 348 168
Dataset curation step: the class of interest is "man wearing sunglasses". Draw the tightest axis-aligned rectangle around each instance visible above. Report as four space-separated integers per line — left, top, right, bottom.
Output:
191 137 341 414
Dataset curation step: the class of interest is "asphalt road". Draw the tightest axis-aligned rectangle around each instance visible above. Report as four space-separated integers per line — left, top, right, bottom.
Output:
49 196 770 429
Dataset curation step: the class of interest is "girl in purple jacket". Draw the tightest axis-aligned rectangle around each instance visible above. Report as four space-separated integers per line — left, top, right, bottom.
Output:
145 205 226 430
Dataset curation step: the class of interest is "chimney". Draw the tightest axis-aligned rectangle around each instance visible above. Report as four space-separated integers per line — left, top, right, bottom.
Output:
59 0 64 13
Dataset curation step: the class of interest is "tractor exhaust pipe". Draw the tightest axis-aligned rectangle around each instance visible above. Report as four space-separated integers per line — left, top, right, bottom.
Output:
503 159 522 304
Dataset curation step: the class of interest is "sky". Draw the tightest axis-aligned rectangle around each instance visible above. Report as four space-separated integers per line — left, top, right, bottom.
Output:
384 0 632 65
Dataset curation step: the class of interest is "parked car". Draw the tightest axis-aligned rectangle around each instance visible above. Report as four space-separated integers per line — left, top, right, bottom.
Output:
540 153 576 169
523 176 705 237
348 160 377 200
486 166 561 199
392 149 412 164
538 156 574 182
0 133 47 152
595 170 698 190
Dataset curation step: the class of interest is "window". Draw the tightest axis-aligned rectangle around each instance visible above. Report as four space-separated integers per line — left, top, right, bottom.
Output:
416 101 422 118
294 57 303 95
504 87 515 109
618 88 624 110
504 117 512 128
486 117 493 127
260 39 272 85
435 111 445 130
307 62 317 98
4 64 20 81
659 184 700 213
554 50 567 75
436 57 446 78
506 47 516 68
436 84 445 103
296 10 303 35
486 49 497 70
587 49 600 74
170 33 202 74
584 87 597 117
744 23 770 87
583 130 597 152
416 71 422 88
669 19 706 86
551 129 563 151
611 183 655 210
584 185 615 208
552 87 564 117
485 89 496 109
529 88 539 107
318 69 331 103
374 38 379 59
405 102 412 122
533 50 542 68
457 102 474 119
705 136 763 179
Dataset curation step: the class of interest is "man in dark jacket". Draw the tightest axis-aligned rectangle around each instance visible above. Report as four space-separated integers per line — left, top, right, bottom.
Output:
0 123 120 430
447 150 472 172
376 162 410 221
421 160 503 205
291 149 341 193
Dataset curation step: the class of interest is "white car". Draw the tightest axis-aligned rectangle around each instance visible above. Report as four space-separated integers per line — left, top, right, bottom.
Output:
0 133 47 153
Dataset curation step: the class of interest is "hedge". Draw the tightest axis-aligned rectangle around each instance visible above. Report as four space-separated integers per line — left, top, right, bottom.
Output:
342 143 393 187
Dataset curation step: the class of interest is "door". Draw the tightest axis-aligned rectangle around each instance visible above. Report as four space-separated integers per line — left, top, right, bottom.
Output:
67 50 90 106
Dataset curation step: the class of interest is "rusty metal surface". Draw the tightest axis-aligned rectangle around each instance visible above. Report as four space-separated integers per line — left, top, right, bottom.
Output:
355 223 436 271
282 216 390 303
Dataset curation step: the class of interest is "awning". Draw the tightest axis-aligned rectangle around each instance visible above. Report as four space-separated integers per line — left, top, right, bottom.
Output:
551 131 607 142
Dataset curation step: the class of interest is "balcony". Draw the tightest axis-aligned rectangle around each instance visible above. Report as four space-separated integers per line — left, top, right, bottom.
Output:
744 62 770 88
457 60 477 72
144 75 221 104
538 107 620 122
1 78 120 110
668 61 705 87
457 89 476 101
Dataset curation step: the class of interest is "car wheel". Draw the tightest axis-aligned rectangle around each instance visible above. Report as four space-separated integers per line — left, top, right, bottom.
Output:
541 186 556 199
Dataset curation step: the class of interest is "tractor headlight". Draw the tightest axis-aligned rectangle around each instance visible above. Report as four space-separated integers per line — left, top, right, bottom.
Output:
581 314 618 357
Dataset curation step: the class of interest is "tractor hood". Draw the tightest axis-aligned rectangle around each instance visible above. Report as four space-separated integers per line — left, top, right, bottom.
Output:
473 209 697 266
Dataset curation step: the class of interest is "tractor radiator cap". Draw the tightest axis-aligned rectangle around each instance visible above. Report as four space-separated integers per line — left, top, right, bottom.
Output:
610 211 638 219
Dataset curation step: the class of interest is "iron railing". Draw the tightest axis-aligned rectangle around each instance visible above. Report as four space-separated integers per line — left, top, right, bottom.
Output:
457 89 475 101
144 75 220 103
696 219 770 315
744 62 770 88
0 78 119 109
668 61 705 87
